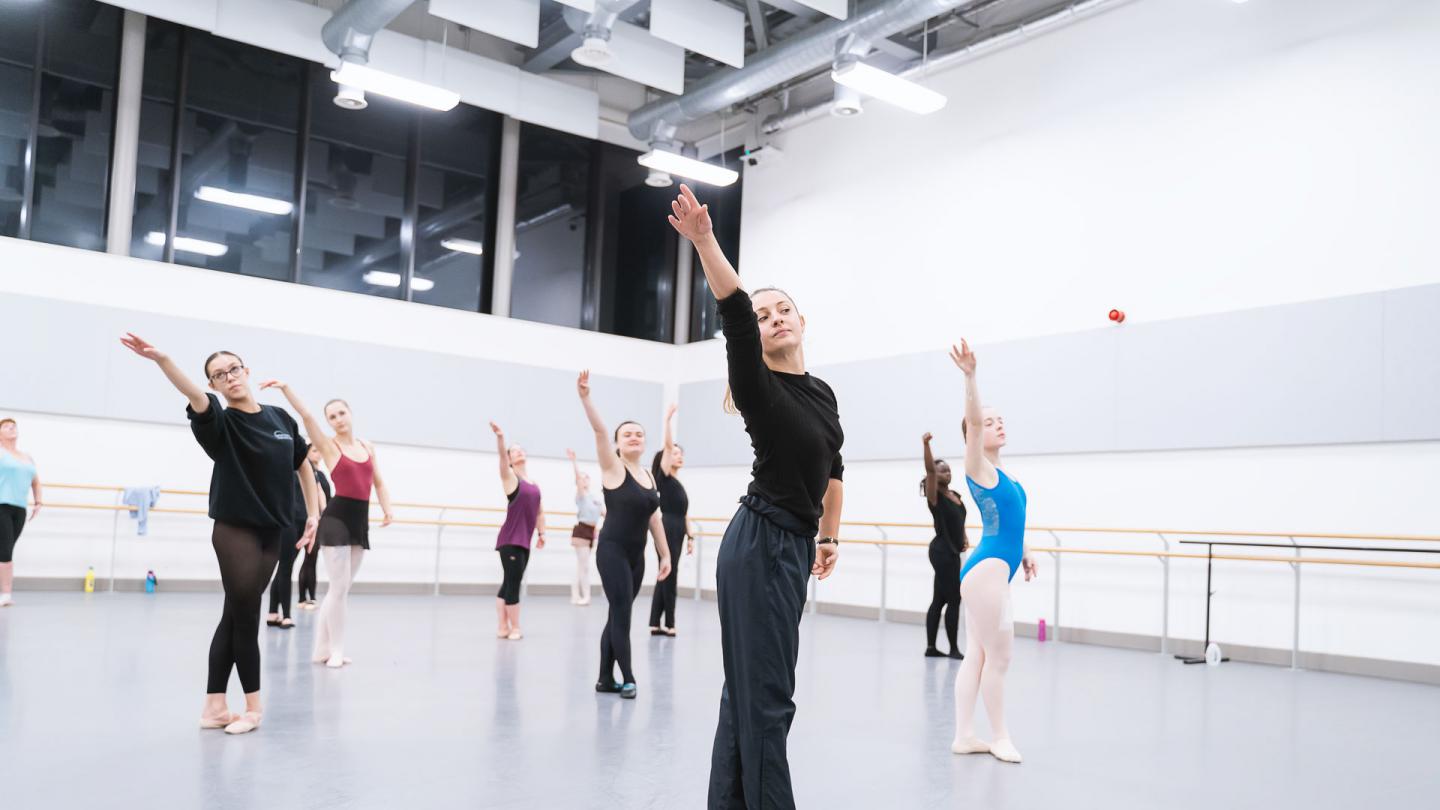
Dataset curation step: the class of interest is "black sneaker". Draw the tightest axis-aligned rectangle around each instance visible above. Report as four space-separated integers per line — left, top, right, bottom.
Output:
924 647 946 658
948 650 965 660
620 683 637 699
595 681 623 694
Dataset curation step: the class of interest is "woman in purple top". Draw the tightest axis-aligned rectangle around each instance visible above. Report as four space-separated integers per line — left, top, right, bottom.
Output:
491 421 545 640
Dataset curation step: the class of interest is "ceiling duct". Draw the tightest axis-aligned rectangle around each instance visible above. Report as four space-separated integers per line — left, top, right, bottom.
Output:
320 0 417 109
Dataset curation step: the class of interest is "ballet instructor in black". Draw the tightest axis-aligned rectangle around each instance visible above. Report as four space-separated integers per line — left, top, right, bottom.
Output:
668 184 844 810
120 335 319 736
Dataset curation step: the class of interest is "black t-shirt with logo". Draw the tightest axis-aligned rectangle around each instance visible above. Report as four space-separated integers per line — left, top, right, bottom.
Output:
187 393 309 530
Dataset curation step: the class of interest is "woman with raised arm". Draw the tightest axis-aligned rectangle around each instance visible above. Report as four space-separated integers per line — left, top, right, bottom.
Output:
948 339 1037 765
0 418 43 607
566 448 604 606
575 371 671 699
648 403 693 637
668 184 844 809
258 384 393 668
921 432 967 659
296 445 331 609
489 421 545 640
118 335 318 735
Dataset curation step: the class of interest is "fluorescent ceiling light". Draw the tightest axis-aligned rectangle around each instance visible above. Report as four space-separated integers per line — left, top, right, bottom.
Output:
145 232 228 257
362 270 434 292
195 186 294 216
637 150 738 187
330 61 460 112
831 61 947 115
440 238 485 255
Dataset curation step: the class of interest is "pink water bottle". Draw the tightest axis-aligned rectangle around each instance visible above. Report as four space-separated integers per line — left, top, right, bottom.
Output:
1037 619 1047 642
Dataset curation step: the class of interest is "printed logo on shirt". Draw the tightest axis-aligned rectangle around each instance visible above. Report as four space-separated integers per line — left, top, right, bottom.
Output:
273 430 293 442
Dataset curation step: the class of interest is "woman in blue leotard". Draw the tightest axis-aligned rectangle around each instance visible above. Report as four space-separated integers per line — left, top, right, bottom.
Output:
948 339 1037 765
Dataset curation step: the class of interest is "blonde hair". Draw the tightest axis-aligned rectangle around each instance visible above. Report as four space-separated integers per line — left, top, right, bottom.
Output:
721 286 799 415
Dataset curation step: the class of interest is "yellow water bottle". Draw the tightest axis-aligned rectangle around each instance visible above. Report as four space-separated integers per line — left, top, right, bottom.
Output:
84 566 95 593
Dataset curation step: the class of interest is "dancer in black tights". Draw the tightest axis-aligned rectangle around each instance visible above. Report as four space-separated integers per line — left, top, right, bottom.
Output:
296 445 330 608
576 371 672 700
120 335 319 735
922 432 967 659
648 403 692 637
670 185 845 810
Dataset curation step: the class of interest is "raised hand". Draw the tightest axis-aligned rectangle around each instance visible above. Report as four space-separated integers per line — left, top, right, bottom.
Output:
576 370 592 399
922 432 933 444
259 379 288 392
666 403 678 421
489 421 504 438
666 184 713 243
949 339 976 376
119 333 168 363
566 448 577 461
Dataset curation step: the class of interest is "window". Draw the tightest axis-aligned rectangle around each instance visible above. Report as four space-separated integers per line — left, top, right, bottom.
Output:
130 19 180 262
510 123 591 328
0 0 119 249
595 142 679 343
690 148 744 342
413 105 501 311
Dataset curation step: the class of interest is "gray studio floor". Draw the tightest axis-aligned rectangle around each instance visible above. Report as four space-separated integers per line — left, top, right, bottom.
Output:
1 590 1436 810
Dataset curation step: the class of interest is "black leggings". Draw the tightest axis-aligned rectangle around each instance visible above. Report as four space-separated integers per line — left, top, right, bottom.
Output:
926 538 961 653
208 521 281 694
596 540 645 685
0 504 25 564
267 525 300 619
497 546 530 605
648 516 686 629
297 540 319 603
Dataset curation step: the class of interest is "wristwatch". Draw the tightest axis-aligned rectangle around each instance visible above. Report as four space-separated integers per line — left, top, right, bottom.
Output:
817 537 839 546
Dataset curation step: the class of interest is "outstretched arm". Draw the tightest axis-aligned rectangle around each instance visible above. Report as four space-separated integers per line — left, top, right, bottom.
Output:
950 340 996 489
258 380 338 467
119 333 209 412
668 184 739 300
660 403 679 476
577 371 623 485
491 422 519 495
649 511 672 582
922 432 939 506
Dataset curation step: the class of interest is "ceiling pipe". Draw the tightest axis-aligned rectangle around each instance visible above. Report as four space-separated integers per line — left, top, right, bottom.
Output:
625 0 979 144
320 0 417 109
567 0 647 68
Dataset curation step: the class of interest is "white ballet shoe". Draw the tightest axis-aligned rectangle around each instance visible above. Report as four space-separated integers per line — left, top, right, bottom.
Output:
223 711 262 735
988 739 1022 763
950 736 991 755
0 593 14 607
325 655 351 668
507 629 523 640
199 711 239 730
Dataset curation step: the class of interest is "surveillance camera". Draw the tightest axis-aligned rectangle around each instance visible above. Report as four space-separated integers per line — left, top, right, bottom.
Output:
741 145 782 170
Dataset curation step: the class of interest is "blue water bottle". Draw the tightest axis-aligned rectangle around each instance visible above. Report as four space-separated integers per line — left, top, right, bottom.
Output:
145 570 157 594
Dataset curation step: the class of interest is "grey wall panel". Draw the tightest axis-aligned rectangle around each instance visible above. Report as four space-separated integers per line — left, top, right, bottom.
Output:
678 378 751 467
680 284 1438 466
1 293 662 458
1381 285 1440 441
1116 294 1384 450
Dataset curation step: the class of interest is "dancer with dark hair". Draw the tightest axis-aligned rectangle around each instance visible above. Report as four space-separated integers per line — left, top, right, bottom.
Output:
576 371 671 699
670 185 844 809
119 335 318 734
922 432 967 659
648 403 692 637
296 445 330 609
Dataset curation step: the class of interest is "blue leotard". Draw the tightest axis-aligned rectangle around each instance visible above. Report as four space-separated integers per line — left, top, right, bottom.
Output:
961 468 1028 583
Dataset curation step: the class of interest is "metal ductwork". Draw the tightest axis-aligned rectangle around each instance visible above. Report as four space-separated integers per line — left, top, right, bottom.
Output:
565 0 646 68
321 0 416 64
625 0 972 142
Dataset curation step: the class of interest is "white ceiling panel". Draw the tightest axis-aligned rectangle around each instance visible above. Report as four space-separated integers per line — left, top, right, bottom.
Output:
650 0 745 68
600 21 686 95
777 0 848 21
429 0 540 49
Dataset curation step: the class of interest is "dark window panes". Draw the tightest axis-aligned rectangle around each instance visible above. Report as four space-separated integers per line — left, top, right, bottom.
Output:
414 106 500 311
42 0 120 87
0 3 39 67
511 123 590 328
0 62 30 237
596 142 677 342
171 33 302 280
301 72 413 300
131 21 180 261
691 148 744 342
29 73 112 251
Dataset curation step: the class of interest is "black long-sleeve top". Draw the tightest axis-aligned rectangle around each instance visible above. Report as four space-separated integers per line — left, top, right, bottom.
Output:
719 289 844 534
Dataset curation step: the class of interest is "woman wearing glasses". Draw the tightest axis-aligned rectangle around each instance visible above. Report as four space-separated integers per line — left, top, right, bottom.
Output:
259 382 395 669
119 335 319 735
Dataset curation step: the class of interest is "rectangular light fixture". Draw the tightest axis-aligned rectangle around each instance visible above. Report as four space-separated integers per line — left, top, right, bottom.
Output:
145 231 228 257
637 150 739 187
362 270 434 292
831 61 947 114
440 238 485 255
331 61 460 112
195 186 294 216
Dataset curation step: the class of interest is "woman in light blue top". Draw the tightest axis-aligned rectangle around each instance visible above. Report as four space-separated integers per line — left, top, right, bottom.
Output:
947 340 1037 765
567 448 605 605
0 417 43 607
